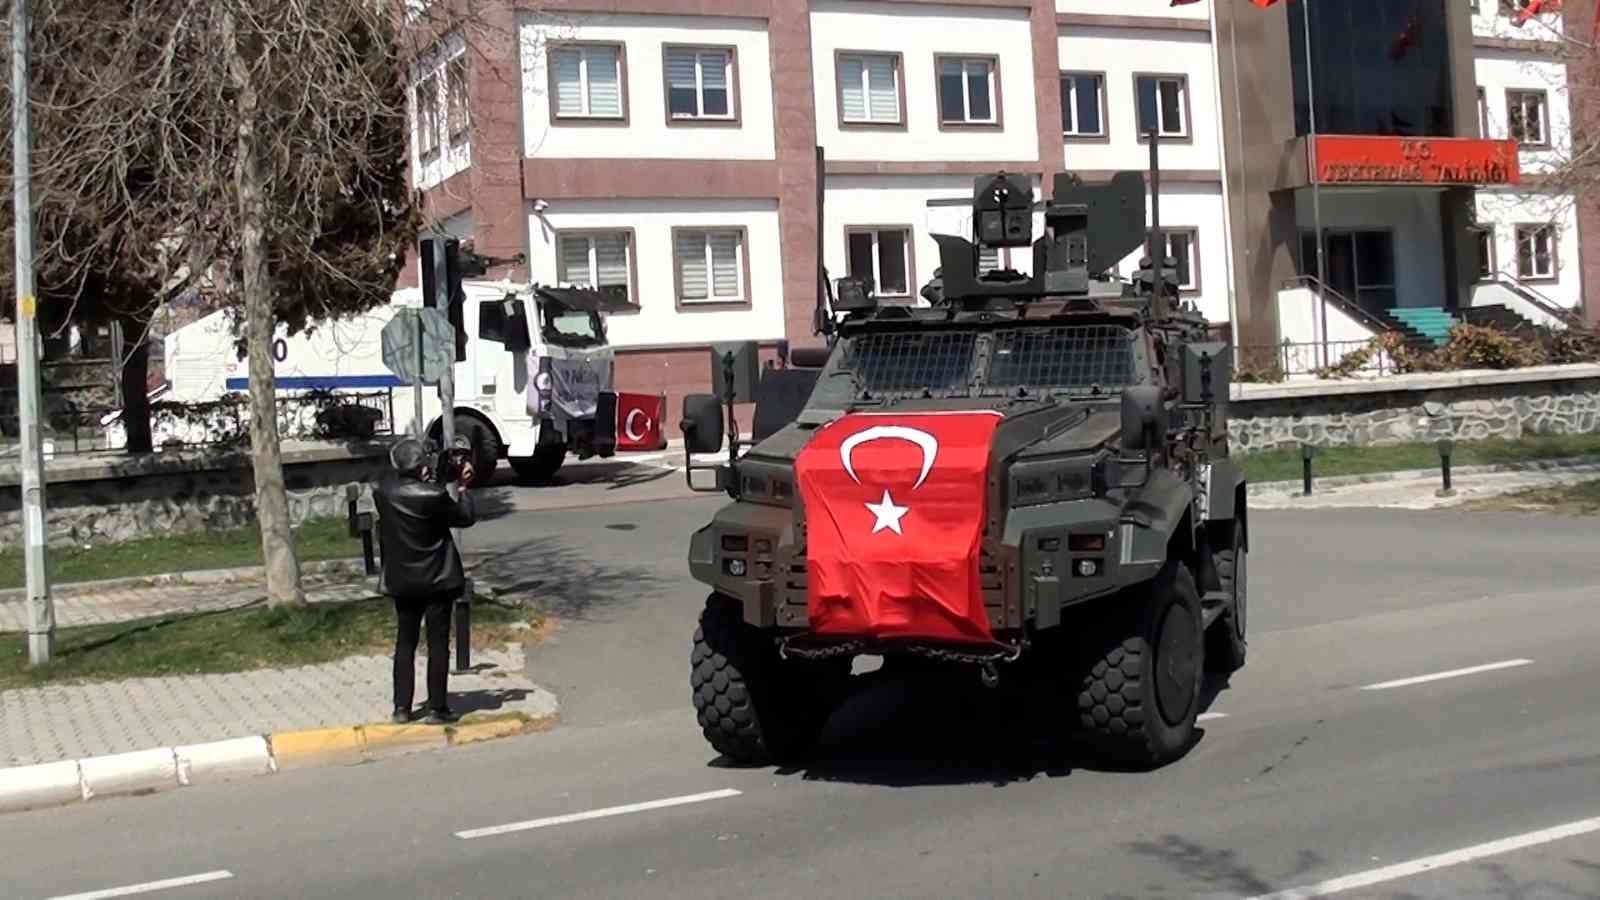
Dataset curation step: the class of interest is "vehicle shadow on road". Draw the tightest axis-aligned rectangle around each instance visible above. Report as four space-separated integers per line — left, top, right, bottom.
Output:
768 669 1230 789
504 460 675 491
467 535 662 625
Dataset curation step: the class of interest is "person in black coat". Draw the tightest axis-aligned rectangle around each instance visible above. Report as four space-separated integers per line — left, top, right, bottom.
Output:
373 438 478 724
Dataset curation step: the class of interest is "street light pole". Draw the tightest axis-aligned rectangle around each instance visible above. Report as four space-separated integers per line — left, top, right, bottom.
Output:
12 0 54 665
1300 0 1329 369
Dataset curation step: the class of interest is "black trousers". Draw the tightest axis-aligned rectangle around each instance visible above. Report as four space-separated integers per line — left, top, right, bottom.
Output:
393 592 454 713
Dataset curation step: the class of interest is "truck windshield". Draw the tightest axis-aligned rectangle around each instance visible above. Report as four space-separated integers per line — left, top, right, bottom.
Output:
841 324 1135 399
542 308 604 347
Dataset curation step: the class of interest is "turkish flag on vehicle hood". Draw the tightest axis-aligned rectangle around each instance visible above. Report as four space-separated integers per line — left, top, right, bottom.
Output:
795 411 1004 645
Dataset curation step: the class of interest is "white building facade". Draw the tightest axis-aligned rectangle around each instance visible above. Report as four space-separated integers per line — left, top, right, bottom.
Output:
401 0 1591 404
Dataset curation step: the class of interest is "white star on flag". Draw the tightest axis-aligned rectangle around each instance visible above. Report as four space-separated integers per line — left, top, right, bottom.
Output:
864 489 910 535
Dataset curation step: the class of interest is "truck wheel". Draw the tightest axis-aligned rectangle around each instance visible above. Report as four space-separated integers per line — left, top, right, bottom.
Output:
455 416 500 488
1205 523 1247 674
510 444 565 484
691 595 836 766
1074 560 1203 770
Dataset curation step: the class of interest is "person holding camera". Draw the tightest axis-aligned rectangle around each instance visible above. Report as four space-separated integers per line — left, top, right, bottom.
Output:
374 437 478 724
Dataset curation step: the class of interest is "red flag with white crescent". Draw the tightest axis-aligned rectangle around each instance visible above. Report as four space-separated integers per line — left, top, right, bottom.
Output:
614 392 666 452
795 411 1003 644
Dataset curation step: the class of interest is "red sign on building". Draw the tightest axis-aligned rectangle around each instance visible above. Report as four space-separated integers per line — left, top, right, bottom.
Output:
1310 135 1522 187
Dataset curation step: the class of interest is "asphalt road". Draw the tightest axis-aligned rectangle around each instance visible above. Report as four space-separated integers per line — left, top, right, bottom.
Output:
9 462 1600 900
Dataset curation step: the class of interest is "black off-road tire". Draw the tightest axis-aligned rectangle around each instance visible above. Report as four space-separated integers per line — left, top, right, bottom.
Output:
690 596 841 766
510 444 566 484
1206 522 1248 674
1074 560 1204 770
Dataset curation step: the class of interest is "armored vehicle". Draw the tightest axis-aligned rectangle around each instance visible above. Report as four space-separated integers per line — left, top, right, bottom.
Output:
678 147 1248 770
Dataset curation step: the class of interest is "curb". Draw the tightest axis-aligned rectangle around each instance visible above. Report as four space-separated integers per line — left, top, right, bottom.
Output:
1246 454 1600 498
0 709 557 816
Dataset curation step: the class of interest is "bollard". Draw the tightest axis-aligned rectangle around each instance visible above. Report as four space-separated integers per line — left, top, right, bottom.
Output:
359 522 377 576
453 578 473 674
1301 443 1316 497
1437 439 1455 497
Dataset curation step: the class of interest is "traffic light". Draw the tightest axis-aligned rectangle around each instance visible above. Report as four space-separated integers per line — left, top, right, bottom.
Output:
419 237 470 361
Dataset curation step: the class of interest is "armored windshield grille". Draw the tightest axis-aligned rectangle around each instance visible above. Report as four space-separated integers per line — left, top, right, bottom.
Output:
845 331 978 396
985 326 1135 393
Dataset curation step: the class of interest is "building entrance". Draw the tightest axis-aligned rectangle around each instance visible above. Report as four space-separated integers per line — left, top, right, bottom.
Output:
1300 228 1397 315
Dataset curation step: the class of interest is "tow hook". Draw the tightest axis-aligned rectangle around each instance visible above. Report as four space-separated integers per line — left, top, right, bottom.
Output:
979 662 1000 689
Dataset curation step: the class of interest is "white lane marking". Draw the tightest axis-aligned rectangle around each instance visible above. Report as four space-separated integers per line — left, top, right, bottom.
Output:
455 788 743 840
1360 658 1534 691
1244 815 1600 899
1197 712 1228 721
48 870 234 900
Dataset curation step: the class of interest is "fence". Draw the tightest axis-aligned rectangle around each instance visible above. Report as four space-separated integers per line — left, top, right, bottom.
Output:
0 389 397 458
1235 339 1398 382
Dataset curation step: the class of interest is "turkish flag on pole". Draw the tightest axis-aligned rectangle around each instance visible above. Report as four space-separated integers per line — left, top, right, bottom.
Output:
796 411 1004 645
1171 0 1282 6
614 392 666 451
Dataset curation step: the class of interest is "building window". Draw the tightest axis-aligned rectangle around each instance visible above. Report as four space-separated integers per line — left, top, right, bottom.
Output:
1160 229 1199 292
665 47 735 121
1135 75 1188 138
1473 227 1496 282
846 227 913 298
675 228 746 304
837 52 901 127
445 56 469 144
1515 224 1556 280
1476 86 1488 138
556 231 633 300
1507 90 1548 146
1060 72 1105 138
414 73 440 159
937 56 998 127
551 44 624 120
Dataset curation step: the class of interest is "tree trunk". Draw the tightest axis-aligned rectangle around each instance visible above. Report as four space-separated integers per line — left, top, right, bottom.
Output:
225 8 303 607
117 314 153 454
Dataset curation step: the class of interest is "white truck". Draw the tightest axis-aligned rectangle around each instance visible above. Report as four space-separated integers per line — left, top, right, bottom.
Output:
160 278 667 486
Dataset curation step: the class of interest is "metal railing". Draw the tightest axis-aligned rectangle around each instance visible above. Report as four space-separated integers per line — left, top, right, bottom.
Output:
1279 274 1396 338
1235 339 1397 382
0 390 397 458
1483 272 1589 330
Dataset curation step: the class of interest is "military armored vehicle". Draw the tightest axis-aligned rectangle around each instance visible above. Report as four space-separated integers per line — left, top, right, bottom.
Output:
678 145 1247 770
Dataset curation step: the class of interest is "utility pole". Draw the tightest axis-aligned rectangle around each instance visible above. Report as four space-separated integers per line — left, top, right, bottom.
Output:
12 0 53 665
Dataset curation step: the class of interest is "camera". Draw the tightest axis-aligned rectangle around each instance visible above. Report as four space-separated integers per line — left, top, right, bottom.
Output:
431 435 474 486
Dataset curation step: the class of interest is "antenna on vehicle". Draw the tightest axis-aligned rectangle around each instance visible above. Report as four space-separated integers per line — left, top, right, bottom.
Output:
1144 127 1171 322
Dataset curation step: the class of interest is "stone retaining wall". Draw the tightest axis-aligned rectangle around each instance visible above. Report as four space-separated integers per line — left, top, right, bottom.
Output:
0 441 390 549
1229 364 1600 452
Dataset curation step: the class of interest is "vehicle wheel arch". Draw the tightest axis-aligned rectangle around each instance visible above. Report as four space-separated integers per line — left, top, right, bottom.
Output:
427 408 504 457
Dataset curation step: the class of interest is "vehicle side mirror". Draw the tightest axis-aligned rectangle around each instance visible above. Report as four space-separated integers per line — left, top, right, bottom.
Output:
681 394 725 455
1120 384 1163 452
789 345 831 368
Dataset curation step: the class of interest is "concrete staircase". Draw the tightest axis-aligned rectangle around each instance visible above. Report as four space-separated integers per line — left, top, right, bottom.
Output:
1462 304 1540 336
1387 307 1458 345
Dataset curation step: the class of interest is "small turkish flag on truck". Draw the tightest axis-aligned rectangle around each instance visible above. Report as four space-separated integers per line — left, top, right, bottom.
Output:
795 410 1004 645
614 392 667 452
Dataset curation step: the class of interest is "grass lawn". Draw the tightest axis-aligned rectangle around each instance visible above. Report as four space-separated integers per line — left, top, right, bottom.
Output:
1458 480 1600 516
0 595 541 690
1236 433 1600 484
0 517 360 590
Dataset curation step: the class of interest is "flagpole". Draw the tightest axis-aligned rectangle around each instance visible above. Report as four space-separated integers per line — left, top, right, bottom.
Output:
1226 2 1250 354
1301 0 1329 368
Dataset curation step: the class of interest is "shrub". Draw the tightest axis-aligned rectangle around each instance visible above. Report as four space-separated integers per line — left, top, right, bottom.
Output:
1544 327 1600 365
1434 323 1544 371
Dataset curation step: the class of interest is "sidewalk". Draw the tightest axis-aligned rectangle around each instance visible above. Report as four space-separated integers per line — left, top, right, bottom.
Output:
0 561 558 812
1248 457 1600 510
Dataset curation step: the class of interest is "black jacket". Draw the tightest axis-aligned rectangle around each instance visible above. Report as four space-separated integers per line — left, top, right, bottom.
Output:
374 473 477 601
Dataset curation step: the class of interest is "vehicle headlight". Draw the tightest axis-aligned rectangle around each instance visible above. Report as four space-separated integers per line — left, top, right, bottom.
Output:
1009 454 1101 508
738 459 795 507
